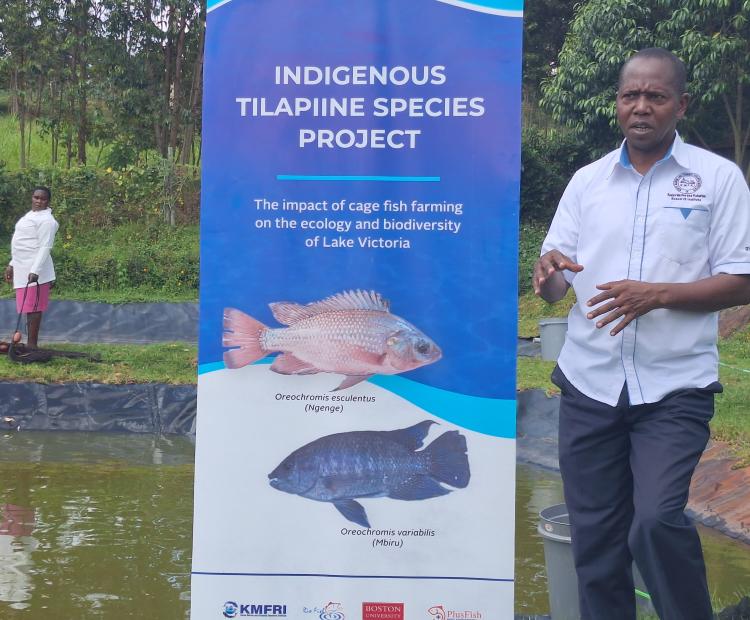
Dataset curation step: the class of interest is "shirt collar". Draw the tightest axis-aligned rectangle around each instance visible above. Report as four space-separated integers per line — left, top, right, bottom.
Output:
608 132 688 176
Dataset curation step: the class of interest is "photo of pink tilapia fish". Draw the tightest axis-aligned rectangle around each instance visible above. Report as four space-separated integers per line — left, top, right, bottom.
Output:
222 289 442 391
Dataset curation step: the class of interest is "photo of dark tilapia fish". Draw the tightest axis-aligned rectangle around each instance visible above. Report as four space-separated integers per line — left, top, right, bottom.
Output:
222 289 441 391
268 420 470 528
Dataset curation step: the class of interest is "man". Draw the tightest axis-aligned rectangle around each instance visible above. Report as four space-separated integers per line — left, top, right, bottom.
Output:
533 48 750 619
3 186 59 349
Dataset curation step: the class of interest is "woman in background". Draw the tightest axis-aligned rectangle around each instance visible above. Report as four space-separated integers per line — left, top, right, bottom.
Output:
3 186 59 349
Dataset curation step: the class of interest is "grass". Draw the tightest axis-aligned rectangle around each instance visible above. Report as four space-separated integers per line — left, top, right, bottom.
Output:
0 342 197 384
715 328 750 466
0 115 112 170
518 288 576 337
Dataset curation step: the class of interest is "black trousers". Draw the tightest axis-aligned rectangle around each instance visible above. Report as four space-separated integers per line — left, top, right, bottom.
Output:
553 366 718 620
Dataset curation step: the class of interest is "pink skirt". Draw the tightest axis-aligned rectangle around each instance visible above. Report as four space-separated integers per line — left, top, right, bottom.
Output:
15 282 51 313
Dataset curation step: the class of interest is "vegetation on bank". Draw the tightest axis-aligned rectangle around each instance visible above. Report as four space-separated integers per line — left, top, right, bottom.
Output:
0 224 199 303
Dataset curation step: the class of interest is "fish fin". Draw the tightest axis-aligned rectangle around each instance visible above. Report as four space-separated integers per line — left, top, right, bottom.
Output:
332 375 372 391
388 475 450 501
270 353 320 375
222 308 269 369
384 420 437 450
333 499 371 528
270 290 390 325
268 302 310 326
425 431 471 489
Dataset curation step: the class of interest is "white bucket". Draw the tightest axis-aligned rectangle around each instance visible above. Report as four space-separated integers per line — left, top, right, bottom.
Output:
539 317 568 361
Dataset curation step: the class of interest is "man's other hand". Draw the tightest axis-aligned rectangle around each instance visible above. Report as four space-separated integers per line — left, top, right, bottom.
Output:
3 265 12 285
587 280 658 336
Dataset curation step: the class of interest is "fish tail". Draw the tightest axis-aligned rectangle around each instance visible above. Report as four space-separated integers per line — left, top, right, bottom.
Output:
425 431 470 489
222 308 269 368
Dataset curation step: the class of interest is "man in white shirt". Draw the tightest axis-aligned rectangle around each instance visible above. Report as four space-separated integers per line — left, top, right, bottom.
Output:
3 187 59 348
534 48 750 619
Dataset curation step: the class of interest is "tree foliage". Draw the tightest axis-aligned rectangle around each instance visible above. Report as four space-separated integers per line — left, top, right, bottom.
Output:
523 0 578 91
541 0 750 180
0 0 205 169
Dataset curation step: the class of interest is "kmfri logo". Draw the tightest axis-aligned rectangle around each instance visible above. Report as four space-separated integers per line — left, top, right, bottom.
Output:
672 172 702 194
221 601 287 617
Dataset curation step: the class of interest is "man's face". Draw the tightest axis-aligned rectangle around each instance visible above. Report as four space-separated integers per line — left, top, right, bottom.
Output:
617 57 688 157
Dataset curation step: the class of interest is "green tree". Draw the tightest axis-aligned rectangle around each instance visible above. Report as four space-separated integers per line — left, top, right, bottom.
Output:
523 0 577 91
0 0 204 168
541 0 750 180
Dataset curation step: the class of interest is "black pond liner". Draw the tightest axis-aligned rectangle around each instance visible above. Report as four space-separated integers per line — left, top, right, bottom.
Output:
0 300 198 344
0 384 555 441
0 382 196 435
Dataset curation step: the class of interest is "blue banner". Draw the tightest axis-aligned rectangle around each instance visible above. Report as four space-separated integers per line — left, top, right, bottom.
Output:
192 1 522 617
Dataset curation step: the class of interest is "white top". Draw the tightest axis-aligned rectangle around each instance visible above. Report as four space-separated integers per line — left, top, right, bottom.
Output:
542 134 750 406
10 209 59 288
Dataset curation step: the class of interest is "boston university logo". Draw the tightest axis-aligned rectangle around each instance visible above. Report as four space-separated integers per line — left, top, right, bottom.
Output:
362 602 405 620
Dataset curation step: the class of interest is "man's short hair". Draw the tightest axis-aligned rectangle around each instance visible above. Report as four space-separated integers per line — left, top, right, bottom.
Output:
619 48 687 95
32 186 52 201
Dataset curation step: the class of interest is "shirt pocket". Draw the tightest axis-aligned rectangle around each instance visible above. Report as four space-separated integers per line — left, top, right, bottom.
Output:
656 205 710 264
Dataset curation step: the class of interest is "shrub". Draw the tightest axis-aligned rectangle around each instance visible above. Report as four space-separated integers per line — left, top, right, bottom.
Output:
0 162 200 238
518 222 549 295
520 128 590 223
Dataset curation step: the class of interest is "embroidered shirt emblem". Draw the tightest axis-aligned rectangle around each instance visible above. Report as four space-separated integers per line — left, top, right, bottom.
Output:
673 172 702 194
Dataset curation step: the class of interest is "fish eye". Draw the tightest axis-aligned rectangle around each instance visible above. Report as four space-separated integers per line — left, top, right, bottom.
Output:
415 339 430 354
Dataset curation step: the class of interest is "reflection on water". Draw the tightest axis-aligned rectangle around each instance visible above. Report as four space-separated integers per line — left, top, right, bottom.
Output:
0 432 194 619
0 433 747 617
0 471 37 611
515 463 750 614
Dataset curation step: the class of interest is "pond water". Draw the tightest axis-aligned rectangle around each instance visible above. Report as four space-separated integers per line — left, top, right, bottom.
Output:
0 432 748 618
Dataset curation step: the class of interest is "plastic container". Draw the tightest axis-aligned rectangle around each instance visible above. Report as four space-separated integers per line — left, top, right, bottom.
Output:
538 318 568 361
538 503 655 619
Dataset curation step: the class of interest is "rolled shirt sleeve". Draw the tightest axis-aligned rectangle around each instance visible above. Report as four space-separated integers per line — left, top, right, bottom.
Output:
541 169 583 284
709 164 750 275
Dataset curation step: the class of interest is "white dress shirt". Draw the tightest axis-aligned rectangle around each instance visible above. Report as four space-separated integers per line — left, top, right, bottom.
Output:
10 209 59 288
542 134 750 406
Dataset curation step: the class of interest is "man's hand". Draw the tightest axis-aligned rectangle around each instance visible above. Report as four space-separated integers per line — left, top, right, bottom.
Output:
586 280 658 336
27 273 38 283
533 250 584 303
3 265 12 285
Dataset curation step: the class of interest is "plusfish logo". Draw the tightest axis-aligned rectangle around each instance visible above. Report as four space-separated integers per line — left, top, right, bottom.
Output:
302 601 345 619
221 602 287 617
428 606 446 620
427 605 482 619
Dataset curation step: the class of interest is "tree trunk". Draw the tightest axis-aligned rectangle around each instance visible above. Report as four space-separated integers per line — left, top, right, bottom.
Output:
18 98 26 169
180 10 204 166
169 10 187 152
161 2 176 158
77 86 88 165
